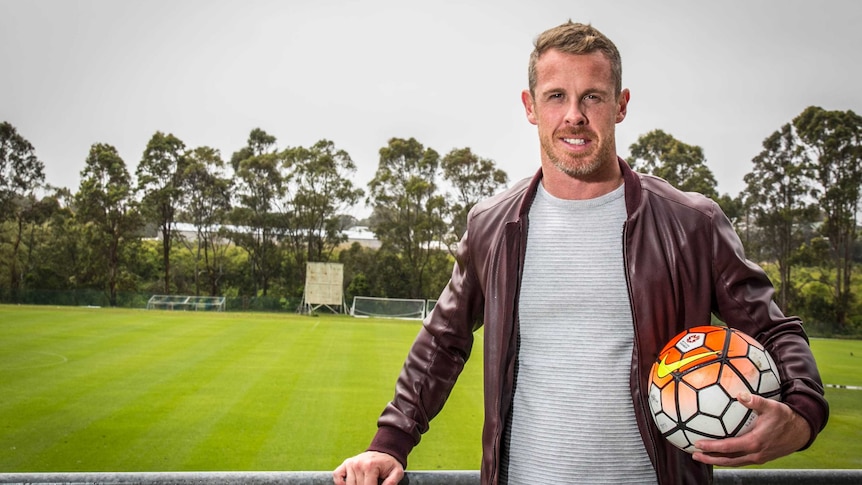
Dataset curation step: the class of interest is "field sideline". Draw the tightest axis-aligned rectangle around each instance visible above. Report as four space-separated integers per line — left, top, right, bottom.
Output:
0 305 858 472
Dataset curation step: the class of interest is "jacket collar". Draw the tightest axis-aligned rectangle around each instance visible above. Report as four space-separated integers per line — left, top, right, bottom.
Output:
518 157 642 219
620 157 643 217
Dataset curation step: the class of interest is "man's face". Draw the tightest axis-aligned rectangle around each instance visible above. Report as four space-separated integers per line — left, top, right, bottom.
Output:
522 49 629 181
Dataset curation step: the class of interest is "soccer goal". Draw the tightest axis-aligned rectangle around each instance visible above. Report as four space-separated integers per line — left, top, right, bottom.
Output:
350 296 428 320
426 299 438 316
146 295 226 312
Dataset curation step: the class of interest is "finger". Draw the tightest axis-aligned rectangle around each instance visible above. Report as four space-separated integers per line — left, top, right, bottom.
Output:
380 467 405 485
332 463 347 485
738 390 753 406
336 460 374 485
695 436 740 454
694 427 757 455
692 450 754 467
343 463 363 485
696 391 770 454
736 390 765 411
358 466 380 485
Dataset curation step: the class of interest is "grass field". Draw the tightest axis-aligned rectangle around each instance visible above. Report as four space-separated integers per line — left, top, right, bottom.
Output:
756 337 862 469
0 305 859 472
0 305 484 472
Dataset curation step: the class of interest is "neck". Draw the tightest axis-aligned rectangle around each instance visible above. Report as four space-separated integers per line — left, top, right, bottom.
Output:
541 157 623 200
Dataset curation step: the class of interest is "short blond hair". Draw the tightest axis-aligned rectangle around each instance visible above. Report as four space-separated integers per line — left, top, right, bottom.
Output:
528 21 622 96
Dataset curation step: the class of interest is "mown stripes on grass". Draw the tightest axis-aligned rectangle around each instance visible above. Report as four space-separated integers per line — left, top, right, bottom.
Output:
2 306 859 471
0 307 483 472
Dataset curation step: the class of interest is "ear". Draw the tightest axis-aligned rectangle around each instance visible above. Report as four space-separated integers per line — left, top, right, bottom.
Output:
616 88 630 123
521 89 538 125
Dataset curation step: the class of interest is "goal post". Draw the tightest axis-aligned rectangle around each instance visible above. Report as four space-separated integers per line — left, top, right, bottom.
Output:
146 295 226 311
426 299 438 317
350 296 428 320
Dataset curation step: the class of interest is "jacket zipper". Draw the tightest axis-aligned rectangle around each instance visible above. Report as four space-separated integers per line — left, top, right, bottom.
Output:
622 219 662 483
492 217 527 485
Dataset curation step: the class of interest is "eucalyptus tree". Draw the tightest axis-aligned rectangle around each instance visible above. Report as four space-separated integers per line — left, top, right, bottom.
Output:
136 131 187 293
229 128 288 296
284 139 364 264
25 187 81 293
794 106 862 332
230 127 277 172
367 137 447 298
440 147 508 252
628 129 718 199
75 143 140 306
0 122 46 298
178 146 232 296
742 123 818 311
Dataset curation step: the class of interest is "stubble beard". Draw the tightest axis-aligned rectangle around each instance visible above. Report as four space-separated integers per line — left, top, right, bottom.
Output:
542 130 617 179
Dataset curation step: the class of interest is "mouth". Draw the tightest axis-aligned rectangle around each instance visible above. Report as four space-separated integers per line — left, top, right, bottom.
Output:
562 137 587 146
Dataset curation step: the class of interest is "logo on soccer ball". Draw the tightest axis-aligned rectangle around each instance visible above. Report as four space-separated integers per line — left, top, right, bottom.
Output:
675 332 705 353
656 351 719 379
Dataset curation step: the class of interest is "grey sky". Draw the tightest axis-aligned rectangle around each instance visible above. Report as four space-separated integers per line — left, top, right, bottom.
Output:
2 0 861 218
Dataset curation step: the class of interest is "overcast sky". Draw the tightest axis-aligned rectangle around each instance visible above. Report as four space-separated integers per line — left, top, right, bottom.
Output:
2 0 861 218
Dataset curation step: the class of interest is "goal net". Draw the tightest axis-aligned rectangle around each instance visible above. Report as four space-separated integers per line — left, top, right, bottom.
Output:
426 299 438 315
147 295 226 312
350 296 428 320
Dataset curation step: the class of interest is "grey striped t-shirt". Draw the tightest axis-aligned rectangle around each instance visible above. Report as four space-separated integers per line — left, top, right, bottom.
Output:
500 182 657 484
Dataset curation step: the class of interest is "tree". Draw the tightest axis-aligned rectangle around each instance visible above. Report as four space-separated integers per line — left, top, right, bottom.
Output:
0 122 45 213
367 137 447 298
794 106 862 332
284 139 364 264
338 242 395 301
24 188 82 293
628 129 718 199
75 143 140 306
715 193 745 224
178 146 233 296
230 127 277 172
229 129 288 297
0 122 46 298
136 131 187 294
742 123 818 311
441 147 508 249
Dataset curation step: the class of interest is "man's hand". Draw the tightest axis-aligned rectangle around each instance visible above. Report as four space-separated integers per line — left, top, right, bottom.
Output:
692 391 811 466
333 451 404 485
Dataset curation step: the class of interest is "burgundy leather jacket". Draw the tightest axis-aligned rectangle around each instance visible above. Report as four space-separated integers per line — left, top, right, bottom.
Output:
369 160 828 484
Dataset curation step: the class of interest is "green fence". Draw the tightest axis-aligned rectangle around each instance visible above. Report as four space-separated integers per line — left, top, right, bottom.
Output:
0 289 303 313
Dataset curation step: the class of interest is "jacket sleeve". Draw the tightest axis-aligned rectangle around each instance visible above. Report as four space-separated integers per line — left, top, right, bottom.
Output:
709 202 828 449
367 228 485 468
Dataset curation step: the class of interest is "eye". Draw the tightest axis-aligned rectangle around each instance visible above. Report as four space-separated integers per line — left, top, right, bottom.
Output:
547 92 565 101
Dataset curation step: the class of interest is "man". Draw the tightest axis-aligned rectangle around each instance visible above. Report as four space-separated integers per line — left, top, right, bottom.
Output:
334 21 828 485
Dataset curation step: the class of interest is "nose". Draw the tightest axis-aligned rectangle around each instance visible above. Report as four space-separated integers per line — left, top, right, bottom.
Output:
565 100 587 126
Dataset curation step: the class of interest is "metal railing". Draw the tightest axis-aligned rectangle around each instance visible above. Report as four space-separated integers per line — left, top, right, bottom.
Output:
2 470 862 484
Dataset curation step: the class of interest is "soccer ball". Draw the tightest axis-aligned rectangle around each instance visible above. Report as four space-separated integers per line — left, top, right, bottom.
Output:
647 325 781 453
